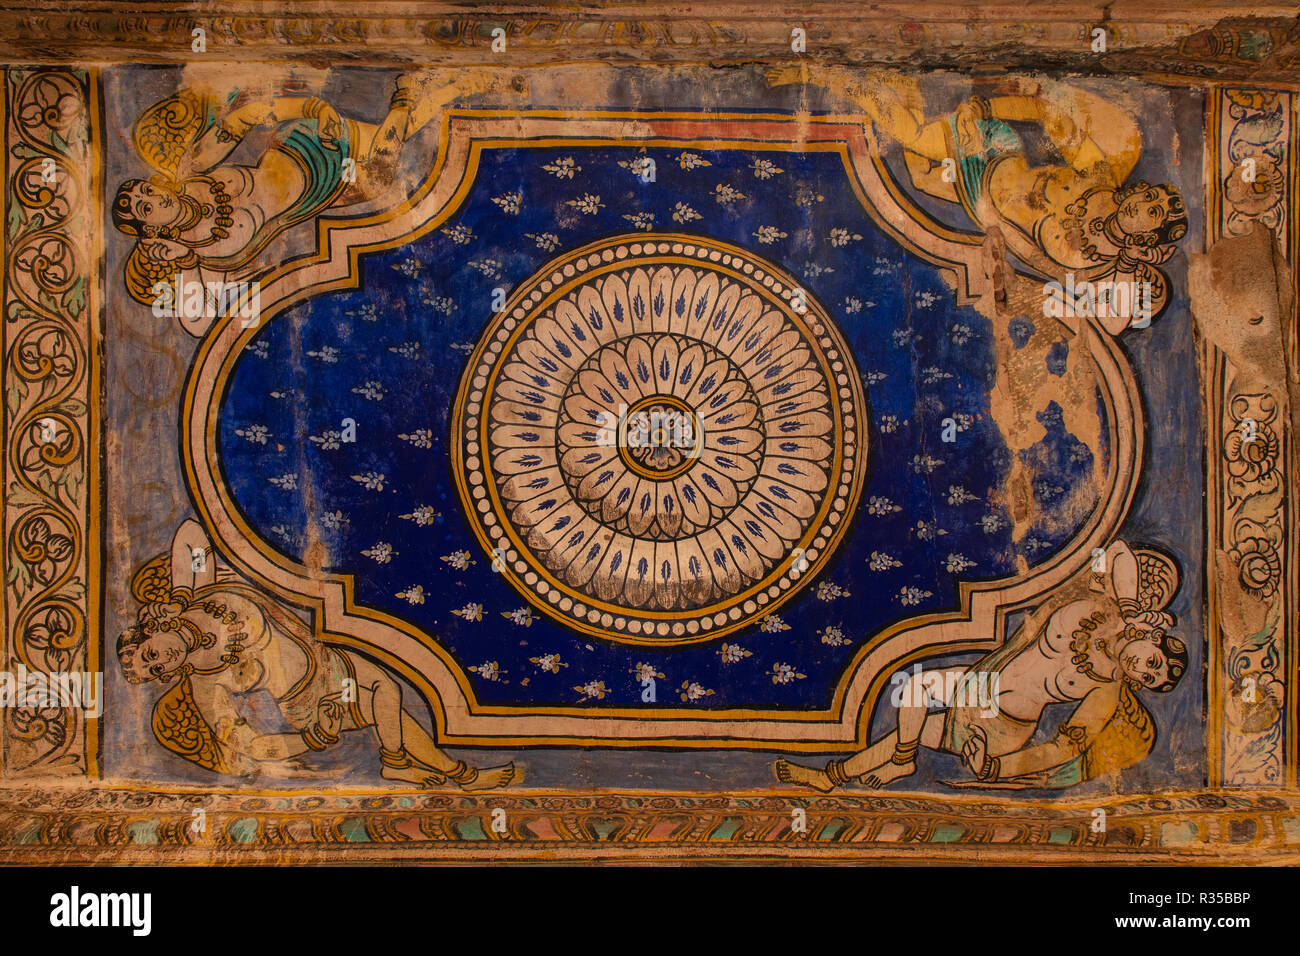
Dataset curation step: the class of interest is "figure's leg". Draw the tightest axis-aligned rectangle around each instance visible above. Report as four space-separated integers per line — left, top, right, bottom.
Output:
398 710 516 792
776 670 958 791
987 81 1141 183
344 654 515 791
767 65 949 161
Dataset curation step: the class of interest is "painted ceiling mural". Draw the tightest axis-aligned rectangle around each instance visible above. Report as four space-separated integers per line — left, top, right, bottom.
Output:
1 5 1297 865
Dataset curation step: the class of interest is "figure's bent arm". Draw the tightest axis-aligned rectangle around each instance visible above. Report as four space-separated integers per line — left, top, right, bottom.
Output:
995 686 1115 779
193 680 312 763
170 519 215 595
989 79 1140 186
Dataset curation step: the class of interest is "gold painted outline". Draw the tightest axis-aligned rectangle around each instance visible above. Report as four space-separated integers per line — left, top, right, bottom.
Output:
178 110 1143 749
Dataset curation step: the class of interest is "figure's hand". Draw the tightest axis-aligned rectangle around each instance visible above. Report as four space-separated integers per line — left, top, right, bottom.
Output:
219 101 274 142
954 101 983 155
316 696 345 739
314 102 343 148
961 726 988 777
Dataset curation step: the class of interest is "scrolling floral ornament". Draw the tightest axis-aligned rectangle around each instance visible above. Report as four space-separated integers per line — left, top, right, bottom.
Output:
3 69 95 776
453 235 868 644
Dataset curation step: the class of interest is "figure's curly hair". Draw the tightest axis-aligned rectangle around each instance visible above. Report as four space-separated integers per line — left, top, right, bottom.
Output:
111 178 147 236
1128 619 1187 694
1113 181 1189 247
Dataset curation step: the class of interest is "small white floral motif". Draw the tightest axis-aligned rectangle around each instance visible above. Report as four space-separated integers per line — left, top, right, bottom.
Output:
947 485 977 506
321 510 348 531
750 158 784 179
394 257 423 279
399 429 433 449
872 256 899 275
719 642 753 663
441 550 475 570
362 542 395 564
268 473 297 490
542 156 580 179
713 183 746 205
753 225 787 244
504 607 536 627
352 381 385 401
819 626 850 647
911 454 944 474
950 323 972 345
309 430 341 451
527 232 560 251
429 295 457 314
270 524 291 541
630 662 665 684
803 262 834 279
878 414 902 434
676 152 711 170
980 512 1008 534
306 346 339 364
236 424 270 445
352 471 386 492
671 202 702 224
892 327 918 348
623 212 655 231
349 303 380 323
452 602 482 621
575 680 609 702
816 582 850 601
390 341 421 360
828 227 862 247
401 505 441 526
532 653 568 673
679 680 715 702
864 371 888 386
249 340 269 359
867 495 901 515
770 663 806 685
915 520 947 541
491 190 522 215
468 258 502 279
844 297 864 315
915 290 939 309
470 661 506 682
921 366 952 385
946 553 976 574
793 184 824 207
396 585 425 605
618 155 656 179
566 193 605 215
898 586 933 607
443 224 474 245
870 551 903 571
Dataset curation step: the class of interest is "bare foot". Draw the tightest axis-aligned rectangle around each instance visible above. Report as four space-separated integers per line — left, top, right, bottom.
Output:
459 762 516 792
775 758 836 793
381 763 448 788
862 760 915 789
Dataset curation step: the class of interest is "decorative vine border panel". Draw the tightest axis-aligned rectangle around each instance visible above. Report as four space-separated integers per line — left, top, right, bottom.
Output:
0 3 1297 864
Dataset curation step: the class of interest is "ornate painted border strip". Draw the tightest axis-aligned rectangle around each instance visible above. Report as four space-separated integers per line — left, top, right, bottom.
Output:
0 67 101 780
1205 87 1297 788
1 786 1298 863
0 4 1294 86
